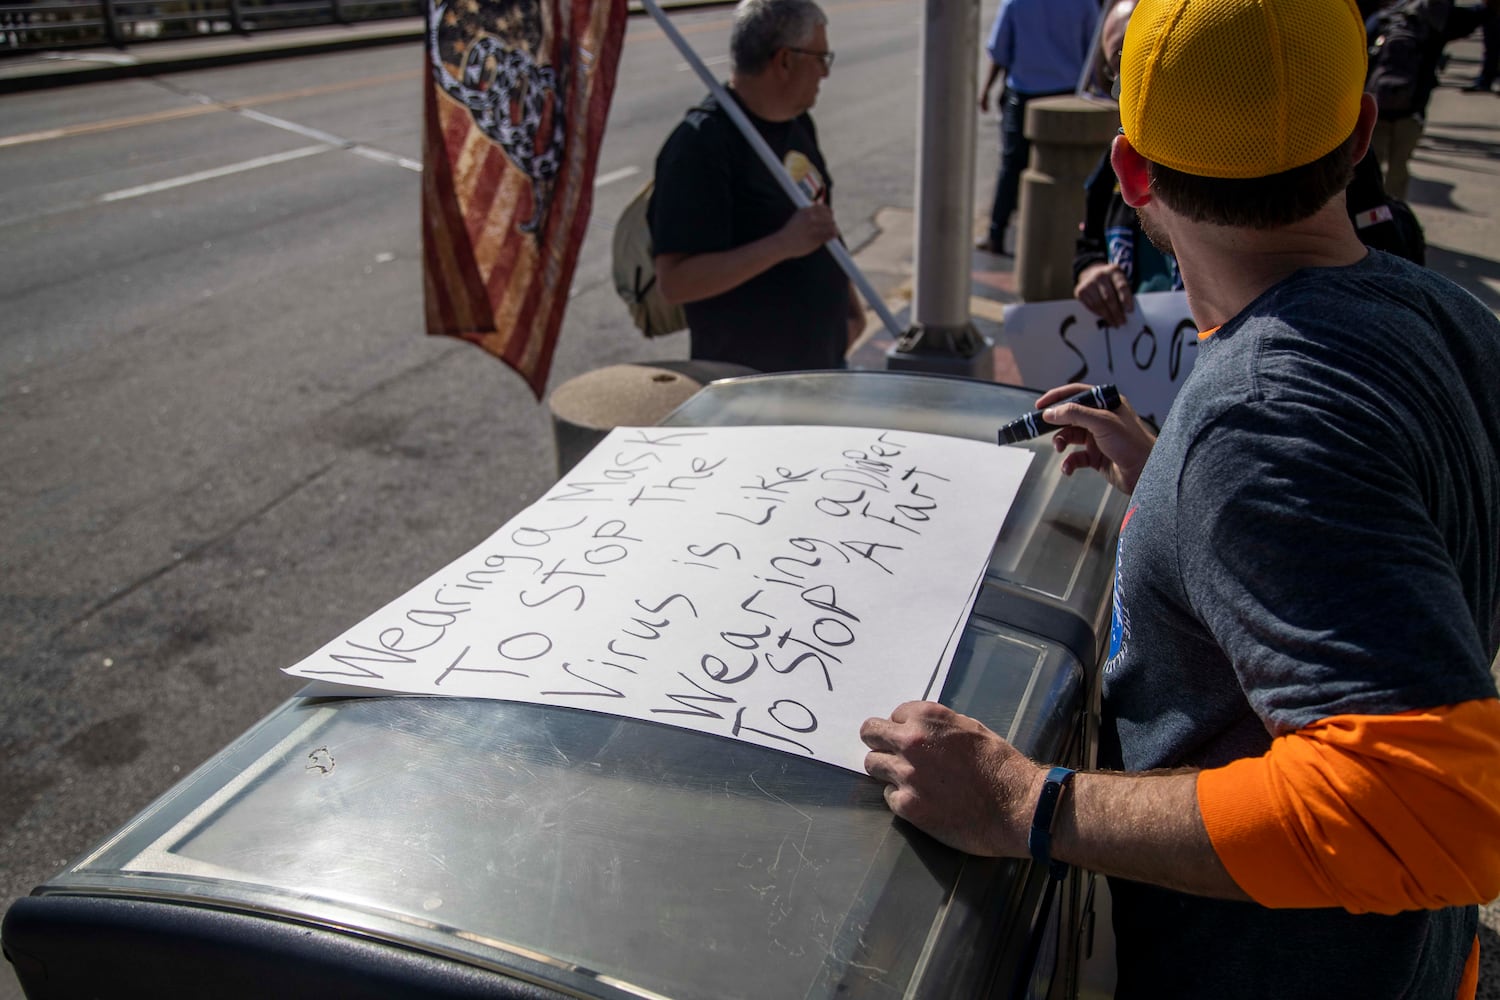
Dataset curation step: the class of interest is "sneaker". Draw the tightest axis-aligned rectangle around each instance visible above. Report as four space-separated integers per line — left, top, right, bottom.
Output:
975 236 1010 256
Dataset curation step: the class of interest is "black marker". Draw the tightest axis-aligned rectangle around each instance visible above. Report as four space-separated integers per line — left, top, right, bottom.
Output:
998 384 1121 445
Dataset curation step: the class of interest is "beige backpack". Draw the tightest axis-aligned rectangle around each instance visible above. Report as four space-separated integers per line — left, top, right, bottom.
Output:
611 181 687 338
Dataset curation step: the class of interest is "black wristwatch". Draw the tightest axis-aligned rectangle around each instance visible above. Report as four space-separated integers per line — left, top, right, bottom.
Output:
1027 766 1077 880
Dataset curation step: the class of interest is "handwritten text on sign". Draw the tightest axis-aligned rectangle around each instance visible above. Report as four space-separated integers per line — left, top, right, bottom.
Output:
285 426 1034 772
1003 291 1198 427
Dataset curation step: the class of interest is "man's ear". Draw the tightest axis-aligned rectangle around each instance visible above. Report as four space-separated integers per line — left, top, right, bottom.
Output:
1110 133 1152 209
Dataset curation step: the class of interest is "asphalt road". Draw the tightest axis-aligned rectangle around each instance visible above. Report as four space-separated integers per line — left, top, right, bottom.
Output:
0 2 973 994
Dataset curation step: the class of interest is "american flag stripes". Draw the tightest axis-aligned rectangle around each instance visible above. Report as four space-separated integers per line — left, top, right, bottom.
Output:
422 0 627 399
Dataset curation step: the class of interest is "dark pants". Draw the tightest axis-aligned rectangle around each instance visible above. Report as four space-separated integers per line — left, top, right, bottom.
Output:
988 88 1069 247
1450 4 1499 84
1480 7 1499 85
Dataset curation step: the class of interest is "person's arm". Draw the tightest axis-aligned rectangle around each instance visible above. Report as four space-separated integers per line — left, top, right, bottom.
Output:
1072 154 1114 281
650 107 839 306
1168 397 1500 912
1199 701 1500 913
979 2 1012 112
654 202 836 304
979 61 1005 113
866 391 1500 913
860 702 1246 899
860 698 1500 909
1072 156 1135 327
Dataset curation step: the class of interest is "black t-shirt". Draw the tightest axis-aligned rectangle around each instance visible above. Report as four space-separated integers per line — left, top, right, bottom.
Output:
649 92 848 373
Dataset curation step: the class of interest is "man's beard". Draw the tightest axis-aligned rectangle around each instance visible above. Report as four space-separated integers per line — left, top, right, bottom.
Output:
1136 204 1175 258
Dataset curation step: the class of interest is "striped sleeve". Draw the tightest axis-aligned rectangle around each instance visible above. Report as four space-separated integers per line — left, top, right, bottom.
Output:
1197 699 1500 915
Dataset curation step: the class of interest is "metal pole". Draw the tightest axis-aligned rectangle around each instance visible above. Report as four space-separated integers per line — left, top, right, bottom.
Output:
888 0 991 375
637 0 904 340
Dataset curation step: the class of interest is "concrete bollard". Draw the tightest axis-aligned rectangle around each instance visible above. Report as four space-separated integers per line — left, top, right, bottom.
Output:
1014 96 1121 303
546 361 757 476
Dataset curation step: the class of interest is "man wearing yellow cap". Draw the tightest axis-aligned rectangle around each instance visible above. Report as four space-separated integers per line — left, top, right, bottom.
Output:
861 0 1500 995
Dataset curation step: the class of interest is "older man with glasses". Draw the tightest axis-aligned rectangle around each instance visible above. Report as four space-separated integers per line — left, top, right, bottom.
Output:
649 0 863 374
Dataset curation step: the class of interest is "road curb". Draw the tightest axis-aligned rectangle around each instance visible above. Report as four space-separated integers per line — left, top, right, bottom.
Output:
0 25 423 93
0 0 734 94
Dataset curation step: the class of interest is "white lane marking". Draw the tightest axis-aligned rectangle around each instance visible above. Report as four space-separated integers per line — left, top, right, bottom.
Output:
71 77 625 206
235 107 351 148
239 107 421 172
593 165 640 188
97 145 331 202
351 146 422 172
675 54 731 71
0 128 66 149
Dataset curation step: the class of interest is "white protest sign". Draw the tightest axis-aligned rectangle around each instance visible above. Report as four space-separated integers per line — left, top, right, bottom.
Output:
1002 291 1199 427
285 425 1034 773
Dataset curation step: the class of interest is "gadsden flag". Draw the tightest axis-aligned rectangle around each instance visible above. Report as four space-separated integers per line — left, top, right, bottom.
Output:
422 0 626 398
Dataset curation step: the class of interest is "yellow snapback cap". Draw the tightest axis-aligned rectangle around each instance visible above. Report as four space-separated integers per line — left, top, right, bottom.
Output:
1118 0 1367 179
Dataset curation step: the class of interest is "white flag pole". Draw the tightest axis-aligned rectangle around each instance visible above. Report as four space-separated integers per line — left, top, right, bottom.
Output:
638 0 905 340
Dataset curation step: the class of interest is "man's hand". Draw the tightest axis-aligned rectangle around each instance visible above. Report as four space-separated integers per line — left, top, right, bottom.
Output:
776 203 839 259
657 203 839 304
861 701 1041 858
863 703 1246 898
1074 261 1134 329
1036 382 1156 494
979 62 1004 113
657 203 838 304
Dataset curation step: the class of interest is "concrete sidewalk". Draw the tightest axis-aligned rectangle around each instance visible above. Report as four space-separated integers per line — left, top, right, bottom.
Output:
0 18 426 92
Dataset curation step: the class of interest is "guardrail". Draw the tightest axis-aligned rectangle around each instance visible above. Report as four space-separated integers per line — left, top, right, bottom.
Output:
0 0 420 51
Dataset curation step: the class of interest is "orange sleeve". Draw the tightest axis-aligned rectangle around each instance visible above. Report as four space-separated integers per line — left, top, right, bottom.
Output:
1459 935 1479 1000
1196 698 1500 914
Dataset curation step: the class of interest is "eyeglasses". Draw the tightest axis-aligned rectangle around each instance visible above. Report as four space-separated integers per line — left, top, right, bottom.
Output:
1103 48 1124 100
788 47 835 70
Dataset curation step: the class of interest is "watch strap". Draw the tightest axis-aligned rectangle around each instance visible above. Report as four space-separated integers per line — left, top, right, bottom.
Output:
1027 765 1076 880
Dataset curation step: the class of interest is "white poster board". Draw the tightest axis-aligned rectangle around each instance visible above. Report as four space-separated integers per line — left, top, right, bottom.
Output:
1002 291 1199 428
286 425 1034 772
